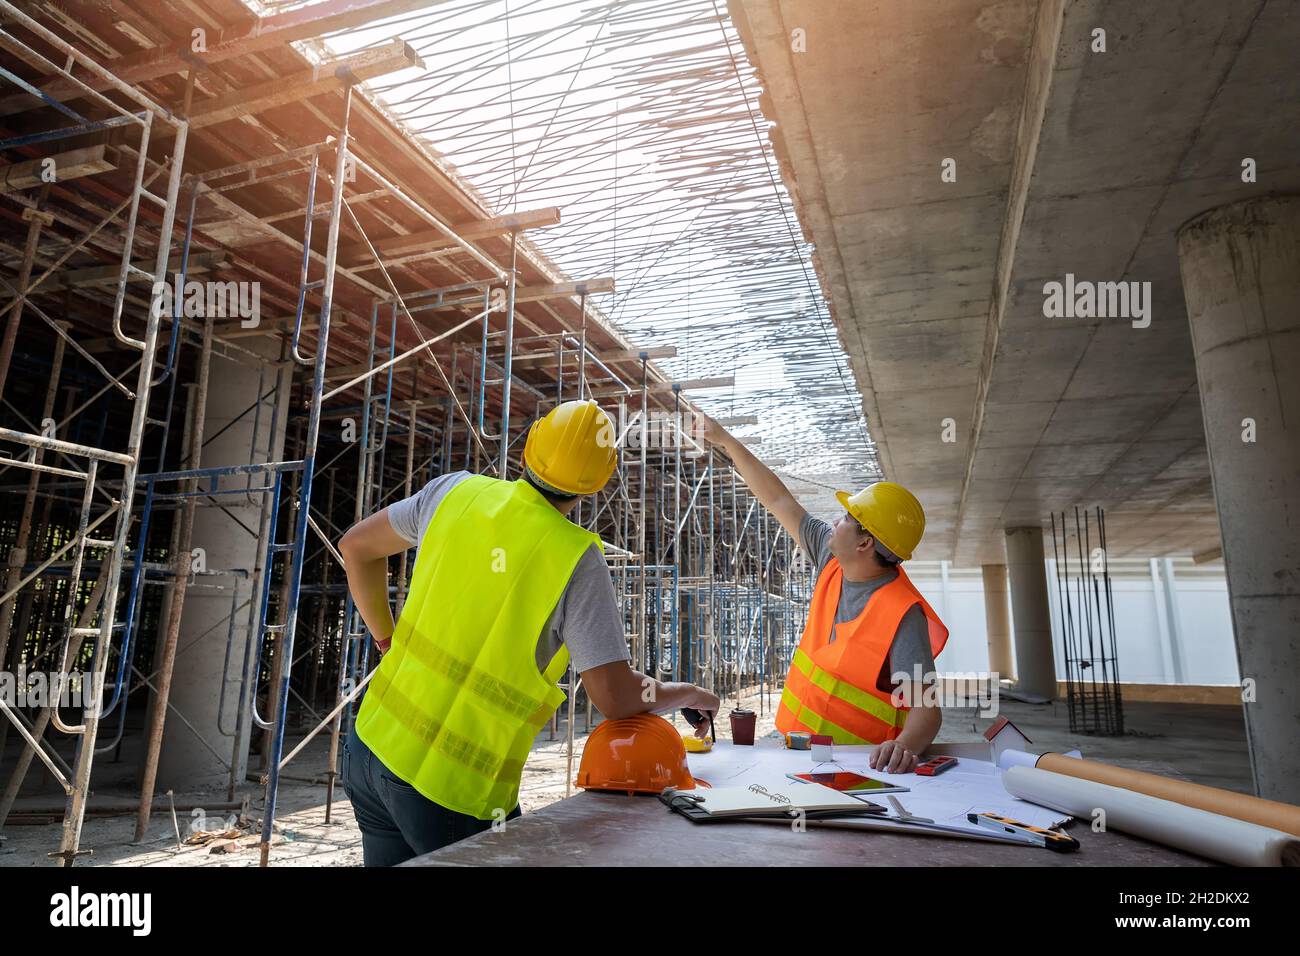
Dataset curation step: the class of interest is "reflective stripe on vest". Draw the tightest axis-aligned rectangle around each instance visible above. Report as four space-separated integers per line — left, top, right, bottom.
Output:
778 688 872 745
775 560 947 745
783 647 908 737
355 474 600 819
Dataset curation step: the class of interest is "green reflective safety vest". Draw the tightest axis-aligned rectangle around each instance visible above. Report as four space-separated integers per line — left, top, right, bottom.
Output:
355 474 601 820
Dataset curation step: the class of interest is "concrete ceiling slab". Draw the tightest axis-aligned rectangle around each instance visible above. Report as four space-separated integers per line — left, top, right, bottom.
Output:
731 0 1300 563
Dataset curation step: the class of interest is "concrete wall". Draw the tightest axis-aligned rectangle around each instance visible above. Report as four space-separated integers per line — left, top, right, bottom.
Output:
907 559 1237 686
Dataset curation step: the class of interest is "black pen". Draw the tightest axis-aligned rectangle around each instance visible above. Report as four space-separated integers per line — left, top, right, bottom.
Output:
680 707 715 742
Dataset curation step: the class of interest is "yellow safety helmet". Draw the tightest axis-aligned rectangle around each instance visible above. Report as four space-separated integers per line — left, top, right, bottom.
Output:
835 481 926 561
523 399 617 496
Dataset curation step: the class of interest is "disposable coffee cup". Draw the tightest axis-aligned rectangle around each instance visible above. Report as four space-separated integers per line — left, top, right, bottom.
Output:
729 708 756 746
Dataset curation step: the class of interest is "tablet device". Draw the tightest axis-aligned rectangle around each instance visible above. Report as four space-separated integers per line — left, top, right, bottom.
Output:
787 771 909 795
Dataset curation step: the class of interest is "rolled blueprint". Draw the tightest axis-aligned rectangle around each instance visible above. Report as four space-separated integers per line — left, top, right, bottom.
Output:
1002 766 1300 867
995 749 1040 772
1034 752 1300 837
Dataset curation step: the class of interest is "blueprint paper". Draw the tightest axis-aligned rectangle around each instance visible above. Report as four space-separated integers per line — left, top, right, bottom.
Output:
687 740 1069 832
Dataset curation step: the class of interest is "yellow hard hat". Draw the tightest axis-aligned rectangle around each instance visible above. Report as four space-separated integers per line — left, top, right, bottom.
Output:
523 399 617 496
834 481 926 560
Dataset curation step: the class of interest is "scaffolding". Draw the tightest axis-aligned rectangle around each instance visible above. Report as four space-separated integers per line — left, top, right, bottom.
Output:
0 0 815 866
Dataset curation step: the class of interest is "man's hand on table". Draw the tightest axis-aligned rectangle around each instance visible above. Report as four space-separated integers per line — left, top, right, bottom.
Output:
869 738 919 774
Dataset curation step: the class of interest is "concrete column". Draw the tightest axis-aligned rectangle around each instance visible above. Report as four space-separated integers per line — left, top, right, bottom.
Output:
1177 194 1300 804
1159 557 1186 684
157 348 289 788
1004 527 1056 700
981 564 1015 679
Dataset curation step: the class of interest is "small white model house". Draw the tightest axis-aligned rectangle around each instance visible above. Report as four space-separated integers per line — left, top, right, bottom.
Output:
983 716 1032 763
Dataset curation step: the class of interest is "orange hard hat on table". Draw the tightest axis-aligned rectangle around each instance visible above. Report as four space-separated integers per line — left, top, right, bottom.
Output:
575 714 696 795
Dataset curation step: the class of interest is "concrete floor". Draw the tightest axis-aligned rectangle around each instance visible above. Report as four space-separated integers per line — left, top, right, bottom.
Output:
0 695 1253 866
938 697 1256 794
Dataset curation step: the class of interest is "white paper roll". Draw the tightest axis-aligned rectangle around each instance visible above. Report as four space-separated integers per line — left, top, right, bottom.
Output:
1002 766 1300 867
996 749 1040 772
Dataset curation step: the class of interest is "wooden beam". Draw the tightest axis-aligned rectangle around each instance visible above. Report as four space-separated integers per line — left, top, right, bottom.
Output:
673 376 734 390
407 277 614 312
323 354 447 382
587 374 735 399
40 252 228 292
605 346 677 362
0 145 118 193
188 41 423 129
340 207 562 263
317 395 450 416
0 0 444 118
324 360 382 382
511 343 676 370
512 278 614 304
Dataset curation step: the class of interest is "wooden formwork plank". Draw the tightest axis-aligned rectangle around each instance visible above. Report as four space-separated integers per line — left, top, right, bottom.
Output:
188 41 423 129
0 0 442 117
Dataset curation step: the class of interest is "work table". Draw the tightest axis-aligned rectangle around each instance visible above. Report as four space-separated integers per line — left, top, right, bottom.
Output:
404 789 1211 866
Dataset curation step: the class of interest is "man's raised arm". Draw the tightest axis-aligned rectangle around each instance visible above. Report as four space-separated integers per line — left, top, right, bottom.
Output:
697 413 807 543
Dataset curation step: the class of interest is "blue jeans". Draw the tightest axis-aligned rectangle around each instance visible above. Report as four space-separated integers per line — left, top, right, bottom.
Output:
341 720 520 866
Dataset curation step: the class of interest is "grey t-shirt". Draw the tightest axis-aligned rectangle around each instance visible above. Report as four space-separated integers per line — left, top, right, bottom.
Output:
386 471 630 675
799 514 936 693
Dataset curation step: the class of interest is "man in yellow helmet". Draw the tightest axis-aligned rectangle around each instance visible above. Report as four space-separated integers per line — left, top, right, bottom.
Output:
340 399 719 865
698 414 948 774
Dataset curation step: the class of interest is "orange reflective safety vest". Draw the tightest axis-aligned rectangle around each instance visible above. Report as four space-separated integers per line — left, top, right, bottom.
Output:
776 560 948 745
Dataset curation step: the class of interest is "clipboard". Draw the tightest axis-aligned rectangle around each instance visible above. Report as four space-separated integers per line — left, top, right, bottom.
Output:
658 787 887 824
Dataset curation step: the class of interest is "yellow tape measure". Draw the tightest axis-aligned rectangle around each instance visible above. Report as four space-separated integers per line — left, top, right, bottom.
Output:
968 812 1080 852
